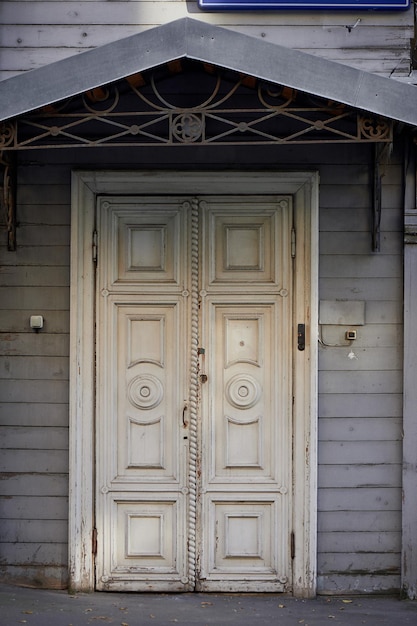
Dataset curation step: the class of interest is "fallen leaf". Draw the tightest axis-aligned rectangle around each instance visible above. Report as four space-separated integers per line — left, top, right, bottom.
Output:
121 622 129 626
278 604 285 608
22 611 33 615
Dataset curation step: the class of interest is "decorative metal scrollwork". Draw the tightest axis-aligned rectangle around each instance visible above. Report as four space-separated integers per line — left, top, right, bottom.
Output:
0 122 16 148
0 151 16 250
0 61 392 150
172 114 203 143
359 116 391 141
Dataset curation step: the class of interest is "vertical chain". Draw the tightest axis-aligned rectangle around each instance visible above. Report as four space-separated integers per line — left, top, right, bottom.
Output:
187 197 199 588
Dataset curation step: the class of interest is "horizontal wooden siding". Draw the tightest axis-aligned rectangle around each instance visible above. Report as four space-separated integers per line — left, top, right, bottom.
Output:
0 1 414 80
0 164 70 588
317 151 403 594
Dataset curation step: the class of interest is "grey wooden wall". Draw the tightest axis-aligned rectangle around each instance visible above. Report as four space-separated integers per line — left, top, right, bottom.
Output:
0 142 403 592
0 1 414 80
0 163 71 588
317 147 403 593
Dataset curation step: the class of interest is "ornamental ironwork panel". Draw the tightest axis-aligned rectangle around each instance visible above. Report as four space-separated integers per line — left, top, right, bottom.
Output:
0 61 392 149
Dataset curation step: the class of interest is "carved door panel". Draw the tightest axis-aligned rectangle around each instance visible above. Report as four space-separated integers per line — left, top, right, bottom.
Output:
95 195 292 592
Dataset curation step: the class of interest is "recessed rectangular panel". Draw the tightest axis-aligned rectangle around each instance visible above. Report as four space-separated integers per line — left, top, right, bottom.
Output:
129 226 166 271
118 212 177 283
127 514 163 556
209 302 277 480
211 501 274 571
114 500 177 571
128 417 164 468
225 515 261 557
206 203 284 286
115 301 182 481
128 317 164 367
226 417 261 467
225 225 263 269
225 317 260 367
99 198 188 287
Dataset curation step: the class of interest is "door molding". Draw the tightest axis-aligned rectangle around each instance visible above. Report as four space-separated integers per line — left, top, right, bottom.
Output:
69 170 319 597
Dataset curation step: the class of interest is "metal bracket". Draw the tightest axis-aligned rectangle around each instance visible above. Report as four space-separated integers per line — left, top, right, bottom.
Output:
372 142 392 252
0 151 16 250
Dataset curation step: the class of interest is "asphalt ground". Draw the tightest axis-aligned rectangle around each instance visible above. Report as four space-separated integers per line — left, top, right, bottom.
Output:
0 585 416 626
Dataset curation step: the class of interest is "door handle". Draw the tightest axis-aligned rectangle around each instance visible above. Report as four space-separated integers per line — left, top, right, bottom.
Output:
198 347 207 383
297 324 305 351
182 403 188 428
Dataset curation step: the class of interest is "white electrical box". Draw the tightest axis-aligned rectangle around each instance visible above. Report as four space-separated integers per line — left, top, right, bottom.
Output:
30 315 44 330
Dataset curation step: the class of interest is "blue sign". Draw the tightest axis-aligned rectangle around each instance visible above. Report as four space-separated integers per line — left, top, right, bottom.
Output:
199 0 409 9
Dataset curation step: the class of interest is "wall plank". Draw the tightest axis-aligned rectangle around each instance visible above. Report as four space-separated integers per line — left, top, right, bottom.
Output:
0 451 68 474
0 380 68 403
319 417 402 440
0 356 69 379
0 495 68 519
0 474 68 496
319 348 403 371
0 519 67 542
0 427 68 449
0 565 68 589
317 574 400 594
317 552 400 572
319 488 402 511
319 393 402 418
0 402 69 427
0 542 68 565
318 511 401 532
319 441 402 465
318 531 401 552
0 247 70 267
0 287 70 310
318 464 401 488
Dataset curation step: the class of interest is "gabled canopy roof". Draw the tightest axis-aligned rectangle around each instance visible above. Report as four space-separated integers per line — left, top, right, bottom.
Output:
0 17 416 127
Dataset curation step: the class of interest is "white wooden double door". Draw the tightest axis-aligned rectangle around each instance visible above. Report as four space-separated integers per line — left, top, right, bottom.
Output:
95 194 293 592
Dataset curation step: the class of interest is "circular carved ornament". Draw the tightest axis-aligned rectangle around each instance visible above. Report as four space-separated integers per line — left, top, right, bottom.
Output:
226 374 261 409
128 374 163 410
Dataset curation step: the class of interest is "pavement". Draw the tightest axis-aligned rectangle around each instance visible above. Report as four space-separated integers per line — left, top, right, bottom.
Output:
0 584 416 626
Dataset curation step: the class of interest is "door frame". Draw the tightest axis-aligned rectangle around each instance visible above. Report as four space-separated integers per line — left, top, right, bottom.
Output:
69 170 319 597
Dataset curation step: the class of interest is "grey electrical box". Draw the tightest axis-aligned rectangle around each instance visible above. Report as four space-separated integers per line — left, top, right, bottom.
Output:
319 301 365 326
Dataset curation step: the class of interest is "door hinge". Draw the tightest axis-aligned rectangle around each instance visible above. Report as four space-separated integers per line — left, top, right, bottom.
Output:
291 228 296 258
290 531 295 560
92 229 98 264
92 527 98 555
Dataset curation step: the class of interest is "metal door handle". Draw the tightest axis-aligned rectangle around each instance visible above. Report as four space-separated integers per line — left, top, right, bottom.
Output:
182 403 188 428
297 324 305 351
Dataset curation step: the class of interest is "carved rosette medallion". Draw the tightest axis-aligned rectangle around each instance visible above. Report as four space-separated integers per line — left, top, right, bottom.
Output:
128 374 163 410
226 374 261 409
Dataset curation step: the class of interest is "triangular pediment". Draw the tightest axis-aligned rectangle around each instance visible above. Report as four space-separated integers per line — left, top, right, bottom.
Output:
0 18 416 128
